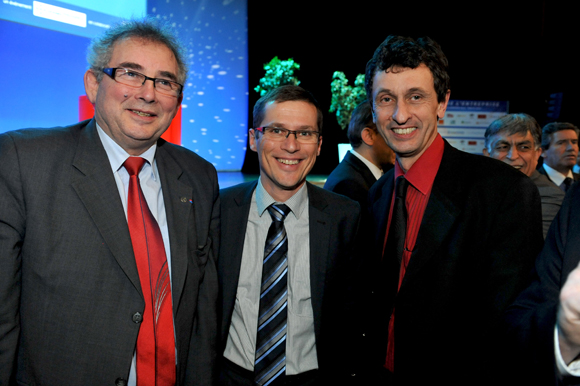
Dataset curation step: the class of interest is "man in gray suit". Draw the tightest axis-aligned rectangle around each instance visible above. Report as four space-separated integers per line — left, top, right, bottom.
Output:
483 113 565 238
0 19 219 386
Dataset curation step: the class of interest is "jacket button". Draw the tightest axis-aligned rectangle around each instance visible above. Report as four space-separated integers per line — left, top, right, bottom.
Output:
132 312 142 323
115 378 127 386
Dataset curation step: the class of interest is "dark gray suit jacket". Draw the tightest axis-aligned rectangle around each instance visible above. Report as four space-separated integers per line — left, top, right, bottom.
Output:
0 120 219 385
365 140 544 385
217 180 361 381
323 151 379 210
530 169 566 238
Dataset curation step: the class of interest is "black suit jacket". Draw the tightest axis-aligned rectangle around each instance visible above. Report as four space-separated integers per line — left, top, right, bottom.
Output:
218 180 361 380
365 140 544 385
323 151 379 209
506 181 580 386
0 120 219 386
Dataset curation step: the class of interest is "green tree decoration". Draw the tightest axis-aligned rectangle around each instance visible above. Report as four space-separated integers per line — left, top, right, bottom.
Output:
254 57 301 96
329 72 367 129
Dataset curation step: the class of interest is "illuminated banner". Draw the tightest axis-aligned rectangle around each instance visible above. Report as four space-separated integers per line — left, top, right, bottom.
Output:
439 100 509 155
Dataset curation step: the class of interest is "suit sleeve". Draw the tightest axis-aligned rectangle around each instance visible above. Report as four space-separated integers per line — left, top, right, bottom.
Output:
0 133 24 384
185 173 220 386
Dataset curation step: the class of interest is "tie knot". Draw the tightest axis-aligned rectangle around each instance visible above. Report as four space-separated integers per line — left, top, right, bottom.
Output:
267 204 291 222
123 157 147 177
395 176 409 199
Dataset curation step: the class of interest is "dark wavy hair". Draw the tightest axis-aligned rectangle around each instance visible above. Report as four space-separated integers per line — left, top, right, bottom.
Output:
365 35 450 104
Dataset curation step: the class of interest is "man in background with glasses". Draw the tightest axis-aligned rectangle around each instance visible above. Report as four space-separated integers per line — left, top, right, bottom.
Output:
217 85 361 385
0 18 219 386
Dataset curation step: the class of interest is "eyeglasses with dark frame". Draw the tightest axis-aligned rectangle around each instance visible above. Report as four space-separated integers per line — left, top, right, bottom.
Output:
254 126 321 144
102 67 183 97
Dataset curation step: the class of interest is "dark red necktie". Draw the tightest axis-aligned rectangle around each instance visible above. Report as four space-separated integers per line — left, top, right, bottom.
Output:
124 157 175 386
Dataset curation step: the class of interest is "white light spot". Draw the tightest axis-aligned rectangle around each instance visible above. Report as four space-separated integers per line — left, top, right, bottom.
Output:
207 75 214 79
213 139 219 143
218 71 227 75
197 91 204 95
236 74 243 78
181 104 188 108
217 86 225 90
223 108 230 112
198 103 204 106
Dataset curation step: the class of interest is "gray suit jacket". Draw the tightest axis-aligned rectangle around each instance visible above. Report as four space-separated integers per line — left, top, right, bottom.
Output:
530 169 566 238
0 120 219 386
217 181 361 380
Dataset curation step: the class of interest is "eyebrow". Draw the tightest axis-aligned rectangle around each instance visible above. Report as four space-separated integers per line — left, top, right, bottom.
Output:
117 61 179 82
268 122 317 130
375 87 428 97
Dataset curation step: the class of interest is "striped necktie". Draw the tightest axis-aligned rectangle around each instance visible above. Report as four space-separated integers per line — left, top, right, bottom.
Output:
254 203 291 386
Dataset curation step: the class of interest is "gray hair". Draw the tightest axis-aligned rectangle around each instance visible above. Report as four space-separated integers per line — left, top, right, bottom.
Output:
87 17 188 85
484 113 541 152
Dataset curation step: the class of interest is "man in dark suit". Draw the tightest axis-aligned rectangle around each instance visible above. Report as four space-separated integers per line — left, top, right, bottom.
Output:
0 19 218 386
362 35 544 385
506 181 580 386
505 181 580 385
217 85 361 385
538 122 580 191
483 113 565 238
324 100 394 209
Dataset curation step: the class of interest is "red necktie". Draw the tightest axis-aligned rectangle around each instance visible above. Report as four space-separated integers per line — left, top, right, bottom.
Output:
124 157 176 386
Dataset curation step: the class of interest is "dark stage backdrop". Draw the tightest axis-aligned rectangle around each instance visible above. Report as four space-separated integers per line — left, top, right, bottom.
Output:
243 0 580 174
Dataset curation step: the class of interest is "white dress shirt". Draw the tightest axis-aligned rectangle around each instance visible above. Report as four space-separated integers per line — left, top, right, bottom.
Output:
223 179 318 375
97 124 172 386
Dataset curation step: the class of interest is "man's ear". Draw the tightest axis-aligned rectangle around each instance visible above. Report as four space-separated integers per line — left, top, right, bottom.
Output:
249 129 257 152
482 148 490 157
84 70 99 104
361 127 375 147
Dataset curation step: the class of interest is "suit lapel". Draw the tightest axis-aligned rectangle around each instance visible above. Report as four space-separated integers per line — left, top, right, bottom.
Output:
155 144 194 312
71 120 141 294
400 143 461 289
372 172 395 254
307 183 331 339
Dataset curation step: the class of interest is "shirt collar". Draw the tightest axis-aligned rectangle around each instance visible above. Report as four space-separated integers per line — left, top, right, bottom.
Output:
350 149 382 180
394 133 444 195
543 162 572 186
96 123 157 177
255 177 308 220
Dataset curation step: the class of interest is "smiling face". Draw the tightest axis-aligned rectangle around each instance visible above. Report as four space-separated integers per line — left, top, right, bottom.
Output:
483 130 541 177
250 100 322 202
84 37 182 155
542 129 579 175
371 64 449 172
